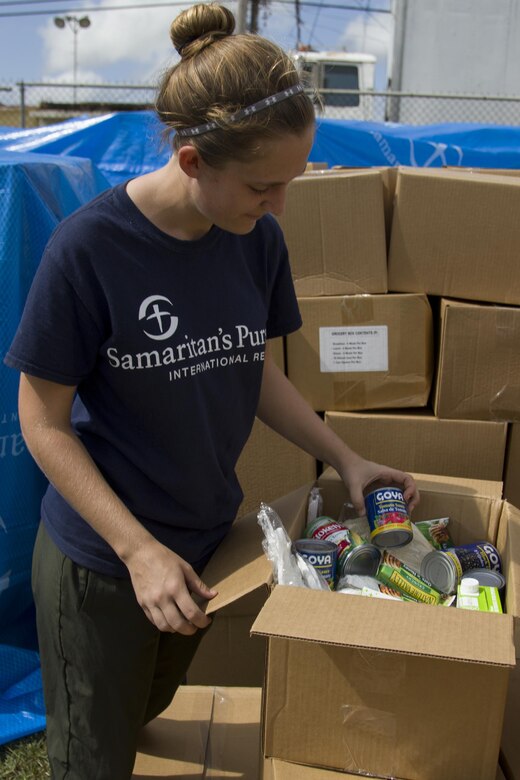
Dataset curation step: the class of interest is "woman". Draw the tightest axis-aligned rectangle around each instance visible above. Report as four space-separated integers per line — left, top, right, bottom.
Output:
4 4 419 777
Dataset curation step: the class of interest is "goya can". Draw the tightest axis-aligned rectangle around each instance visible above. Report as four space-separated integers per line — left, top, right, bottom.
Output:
363 481 413 548
292 539 337 589
420 542 502 595
305 516 381 579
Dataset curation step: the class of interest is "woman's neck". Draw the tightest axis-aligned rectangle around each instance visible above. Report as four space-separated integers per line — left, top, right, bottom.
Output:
126 157 213 241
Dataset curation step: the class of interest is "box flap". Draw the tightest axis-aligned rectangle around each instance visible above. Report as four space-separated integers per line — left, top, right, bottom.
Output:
202 484 311 614
204 687 262 778
251 585 515 667
133 686 214 777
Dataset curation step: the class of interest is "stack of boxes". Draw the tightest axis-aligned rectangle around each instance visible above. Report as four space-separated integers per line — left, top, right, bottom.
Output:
185 165 520 778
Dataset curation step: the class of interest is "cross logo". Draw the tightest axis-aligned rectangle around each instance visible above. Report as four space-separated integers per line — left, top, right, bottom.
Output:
138 295 179 341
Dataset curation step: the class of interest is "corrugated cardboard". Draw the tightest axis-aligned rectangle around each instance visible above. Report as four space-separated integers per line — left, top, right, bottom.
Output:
286 294 433 412
187 459 314 686
226 469 516 780
388 168 520 305
263 758 365 779
265 758 507 780
186 589 268 687
324 410 508 481
497 503 520 780
236 418 317 519
433 299 520 422
132 685 262 778
331 166 398 251
503 423 520 511
277 171 388 297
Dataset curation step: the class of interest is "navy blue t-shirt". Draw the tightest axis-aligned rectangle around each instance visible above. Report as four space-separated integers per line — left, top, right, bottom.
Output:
5 182 302 577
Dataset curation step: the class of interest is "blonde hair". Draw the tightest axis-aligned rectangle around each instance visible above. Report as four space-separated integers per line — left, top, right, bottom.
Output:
155 3 315 167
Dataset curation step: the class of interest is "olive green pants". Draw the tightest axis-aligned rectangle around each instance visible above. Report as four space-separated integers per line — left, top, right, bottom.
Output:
32 522 207 780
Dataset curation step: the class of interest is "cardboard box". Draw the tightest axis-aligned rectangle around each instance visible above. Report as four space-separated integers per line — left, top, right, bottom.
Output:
187 417 316 687
503 423 520 511
433 299 520 422
388 168 520 306
132 685 262 778
264 758 508 780
331 166 398 251
188 485 314 687
263 758 364 779
286 294 433 412
278 171 388 297
200 470 517 780
249 470 517 779
324 410 508 481
236 418 317 519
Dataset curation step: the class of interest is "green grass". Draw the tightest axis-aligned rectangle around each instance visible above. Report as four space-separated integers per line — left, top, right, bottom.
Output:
0 733 50 779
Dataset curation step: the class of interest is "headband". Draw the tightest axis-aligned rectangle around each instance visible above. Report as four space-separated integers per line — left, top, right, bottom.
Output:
176 83 305 138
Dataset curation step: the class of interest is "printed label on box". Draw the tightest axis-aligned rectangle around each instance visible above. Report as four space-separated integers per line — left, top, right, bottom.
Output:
319 326 388 373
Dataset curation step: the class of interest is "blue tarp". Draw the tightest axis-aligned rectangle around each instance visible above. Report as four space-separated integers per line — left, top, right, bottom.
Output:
0 645 45 746
1 113 520 185
0 150 109 743
309 118 520 169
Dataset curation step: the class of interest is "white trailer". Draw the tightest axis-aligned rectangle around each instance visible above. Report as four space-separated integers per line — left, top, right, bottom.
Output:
293 50 376 120
389 0 520 124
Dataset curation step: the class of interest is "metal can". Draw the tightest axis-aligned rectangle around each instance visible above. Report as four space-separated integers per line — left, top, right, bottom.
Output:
363 481 413 548
376 551 442 605
292 539 337 589
305 516 381 579
420 542 502 595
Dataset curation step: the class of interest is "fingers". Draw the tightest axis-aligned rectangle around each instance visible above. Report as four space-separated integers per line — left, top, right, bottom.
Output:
400 473 420 512
140 568 217 635
142 593 210 635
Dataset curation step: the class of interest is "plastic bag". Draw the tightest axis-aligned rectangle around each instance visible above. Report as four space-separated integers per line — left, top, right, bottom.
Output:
306 487 323 526
257 503 329 591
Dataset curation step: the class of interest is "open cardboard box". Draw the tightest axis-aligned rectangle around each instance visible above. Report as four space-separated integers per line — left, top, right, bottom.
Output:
132 686 262 778
201 470 519 780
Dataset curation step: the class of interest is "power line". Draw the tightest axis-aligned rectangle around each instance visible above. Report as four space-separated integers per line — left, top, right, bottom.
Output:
0 0 391 18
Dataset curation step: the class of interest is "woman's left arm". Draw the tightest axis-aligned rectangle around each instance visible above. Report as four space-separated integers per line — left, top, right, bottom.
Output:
256 342 420 515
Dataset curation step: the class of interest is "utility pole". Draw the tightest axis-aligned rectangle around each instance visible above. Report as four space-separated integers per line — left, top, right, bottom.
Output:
236 0 248 33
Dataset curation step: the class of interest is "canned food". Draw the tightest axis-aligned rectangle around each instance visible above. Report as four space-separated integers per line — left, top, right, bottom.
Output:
420 542 502 595
305 516 381 579
363 481 413 548
338 542 381 578
376 551 442 605
292 539 337 589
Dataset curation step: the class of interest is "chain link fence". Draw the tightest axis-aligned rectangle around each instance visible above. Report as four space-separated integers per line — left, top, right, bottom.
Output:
1 80 520 128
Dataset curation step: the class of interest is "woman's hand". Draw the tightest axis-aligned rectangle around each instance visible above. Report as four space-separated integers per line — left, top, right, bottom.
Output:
337 455 420 517
125 538 217 634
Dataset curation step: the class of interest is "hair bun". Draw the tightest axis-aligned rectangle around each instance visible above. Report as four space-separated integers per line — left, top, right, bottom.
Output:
170 3 235 57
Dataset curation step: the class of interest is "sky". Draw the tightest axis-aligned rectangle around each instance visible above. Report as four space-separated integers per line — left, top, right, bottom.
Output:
0 0 394 97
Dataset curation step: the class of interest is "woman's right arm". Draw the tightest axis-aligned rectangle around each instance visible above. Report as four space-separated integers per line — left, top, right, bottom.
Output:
19 372 216 633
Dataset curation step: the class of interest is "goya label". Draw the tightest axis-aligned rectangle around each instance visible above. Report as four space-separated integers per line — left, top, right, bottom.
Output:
293 539 337 589
364 485 412 541
376 552 442 605
445 542 501 580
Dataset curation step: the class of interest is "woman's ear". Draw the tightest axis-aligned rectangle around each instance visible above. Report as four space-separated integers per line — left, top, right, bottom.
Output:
178 145 203 179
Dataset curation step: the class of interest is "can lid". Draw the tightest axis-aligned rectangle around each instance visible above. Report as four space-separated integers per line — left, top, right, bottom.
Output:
420 551 457 594
343 544 382 576
372 527 413 549
292 538 337 554
462 568 506 590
